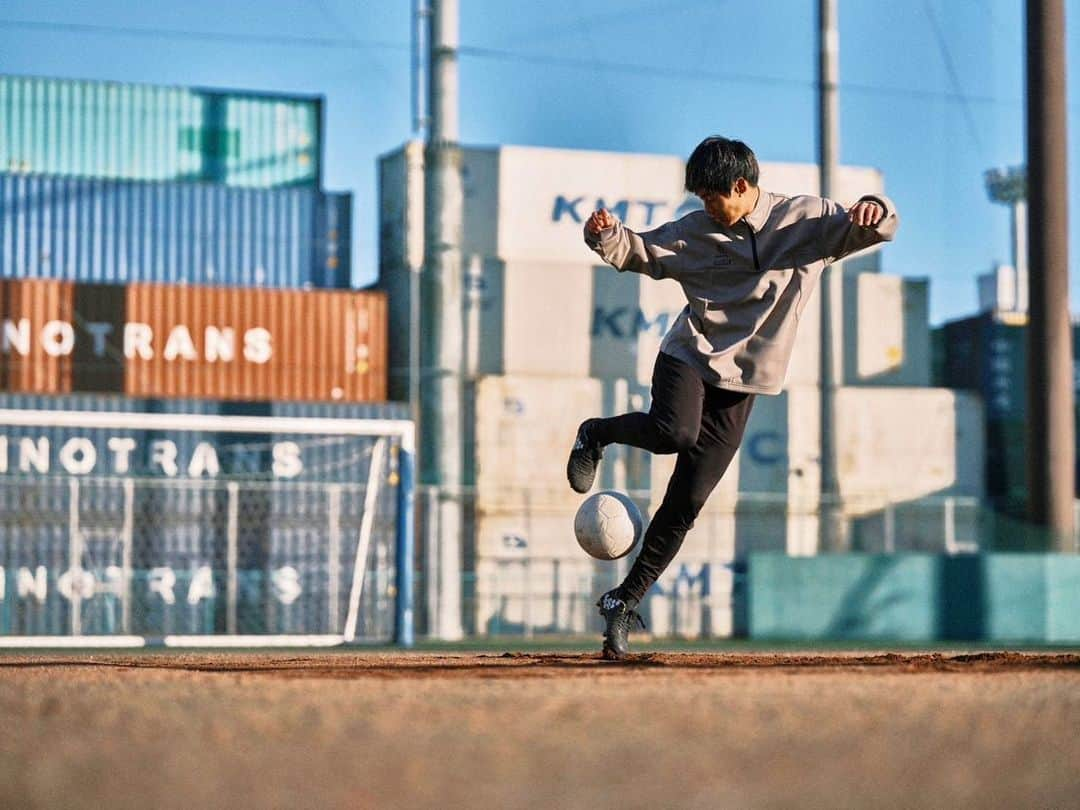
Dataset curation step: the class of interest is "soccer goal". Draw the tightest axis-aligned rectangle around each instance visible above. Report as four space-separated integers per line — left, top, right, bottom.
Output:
0 409 415 648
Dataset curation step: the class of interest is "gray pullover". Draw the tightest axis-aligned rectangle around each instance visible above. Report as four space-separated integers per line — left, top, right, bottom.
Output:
584 189 899 395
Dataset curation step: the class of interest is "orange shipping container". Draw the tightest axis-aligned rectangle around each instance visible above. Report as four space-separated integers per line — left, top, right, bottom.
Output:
122 284 388 402
0 279 76 395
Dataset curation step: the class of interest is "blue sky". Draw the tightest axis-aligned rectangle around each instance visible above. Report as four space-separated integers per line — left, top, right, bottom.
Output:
1 0 1077 324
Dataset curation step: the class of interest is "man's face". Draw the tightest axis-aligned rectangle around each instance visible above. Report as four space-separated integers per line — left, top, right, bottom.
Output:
695 177 755 226
696 189 742 226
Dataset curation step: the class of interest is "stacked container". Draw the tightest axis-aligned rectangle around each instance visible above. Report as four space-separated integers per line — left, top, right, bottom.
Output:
379 141 983 638
936 311 1080 510
0 75 395 639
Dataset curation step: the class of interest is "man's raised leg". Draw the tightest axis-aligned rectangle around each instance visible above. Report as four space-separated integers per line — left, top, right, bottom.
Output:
566 352 705 493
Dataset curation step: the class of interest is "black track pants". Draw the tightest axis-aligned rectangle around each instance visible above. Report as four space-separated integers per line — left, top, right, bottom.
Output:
591 351 755 603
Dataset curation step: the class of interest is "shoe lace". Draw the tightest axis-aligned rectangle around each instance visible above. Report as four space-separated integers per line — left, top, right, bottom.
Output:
600 593 646 631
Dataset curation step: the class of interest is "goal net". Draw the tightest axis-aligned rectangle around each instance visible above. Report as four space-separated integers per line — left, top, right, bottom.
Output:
0 409 415 648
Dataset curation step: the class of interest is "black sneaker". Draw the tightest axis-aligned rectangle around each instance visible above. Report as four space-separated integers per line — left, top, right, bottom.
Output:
567 418 604 494
597 588 646 660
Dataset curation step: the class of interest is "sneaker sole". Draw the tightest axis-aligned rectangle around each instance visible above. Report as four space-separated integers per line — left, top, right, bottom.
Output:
602 643 628 661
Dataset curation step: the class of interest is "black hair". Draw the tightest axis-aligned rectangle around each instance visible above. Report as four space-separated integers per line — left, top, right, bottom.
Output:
684 137 759 195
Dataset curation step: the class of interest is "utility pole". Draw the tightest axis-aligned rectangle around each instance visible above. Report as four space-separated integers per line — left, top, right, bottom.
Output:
818 0 847 551
422 0 465 637
1025 0 1074 550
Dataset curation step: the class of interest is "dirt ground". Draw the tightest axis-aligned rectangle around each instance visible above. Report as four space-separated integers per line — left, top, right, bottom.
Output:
1 650 1079 809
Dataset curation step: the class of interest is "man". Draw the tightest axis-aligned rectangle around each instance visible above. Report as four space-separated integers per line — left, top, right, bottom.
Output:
568 136 899 659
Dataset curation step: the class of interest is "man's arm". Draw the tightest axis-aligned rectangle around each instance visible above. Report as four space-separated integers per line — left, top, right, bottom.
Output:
819 194 900 263
583 208 682 280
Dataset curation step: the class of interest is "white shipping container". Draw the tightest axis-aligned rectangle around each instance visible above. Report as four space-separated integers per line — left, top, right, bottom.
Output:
474 555 600 635
835 387 985 512
379 141 890 269
842 272 930 386
378 142 903 393
472 549 739 639
647 553 738 639
494 259 594 377
474 374 605 512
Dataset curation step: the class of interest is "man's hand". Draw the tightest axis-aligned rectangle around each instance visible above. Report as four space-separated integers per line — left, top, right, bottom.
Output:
586 208 617 235
848 199 884 227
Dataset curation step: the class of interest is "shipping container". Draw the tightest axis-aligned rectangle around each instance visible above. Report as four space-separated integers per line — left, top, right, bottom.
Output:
937 313 1080 425
938 312 1080 423
0 173 350 288
1 75 321 187
936 312 1080 502
472 543 739 638
473 554 603 635
474 374 608 513
0 279 75 394
842 273 930 386
834 387 985 510
0 280 387 402
379 141 887 268
380 146 909 398
123 284 386 402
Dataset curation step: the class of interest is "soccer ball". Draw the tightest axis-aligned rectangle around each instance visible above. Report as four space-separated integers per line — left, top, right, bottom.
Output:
573 491 644 561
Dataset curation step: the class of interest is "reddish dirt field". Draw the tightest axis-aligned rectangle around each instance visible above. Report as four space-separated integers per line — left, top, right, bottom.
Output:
1 650 1079 809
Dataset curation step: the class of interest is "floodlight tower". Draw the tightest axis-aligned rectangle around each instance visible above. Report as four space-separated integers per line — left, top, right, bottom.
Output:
984 165 1028 296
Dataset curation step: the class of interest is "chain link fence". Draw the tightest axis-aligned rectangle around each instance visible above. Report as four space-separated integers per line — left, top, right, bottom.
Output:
415 487 1048 640
0 432 407 642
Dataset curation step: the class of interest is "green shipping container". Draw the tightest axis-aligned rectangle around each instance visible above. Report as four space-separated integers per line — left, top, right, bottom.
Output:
1 75 321 187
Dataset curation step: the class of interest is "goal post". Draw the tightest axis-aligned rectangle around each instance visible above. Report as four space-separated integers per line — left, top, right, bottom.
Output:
0 409 416 648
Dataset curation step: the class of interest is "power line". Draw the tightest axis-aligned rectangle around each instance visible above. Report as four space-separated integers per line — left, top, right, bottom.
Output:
458 45 809 90
922 0 985 154
0 18 407 51
487 0 718 46
1 16 1058 112
458 44 1028 109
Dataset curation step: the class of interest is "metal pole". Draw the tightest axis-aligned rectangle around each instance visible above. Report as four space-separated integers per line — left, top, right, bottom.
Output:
1026 0 1073 549
68 478 82 636
226 481 239 635
818 0 846 551
327 484 342 633
411 0 431 136
395 438 416 647
422 0 465 638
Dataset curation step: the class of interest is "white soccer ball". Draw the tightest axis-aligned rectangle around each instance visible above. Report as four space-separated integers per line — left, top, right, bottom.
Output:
573 490 644 561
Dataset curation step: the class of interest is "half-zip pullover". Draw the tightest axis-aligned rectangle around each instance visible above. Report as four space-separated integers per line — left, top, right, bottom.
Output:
584 189 899 395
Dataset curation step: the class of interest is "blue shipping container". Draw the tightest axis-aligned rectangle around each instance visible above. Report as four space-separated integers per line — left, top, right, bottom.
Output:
0 174 351 288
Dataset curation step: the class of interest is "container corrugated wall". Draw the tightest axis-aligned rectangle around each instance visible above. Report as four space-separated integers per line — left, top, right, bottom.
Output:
122 284 387 402
937 313 1080 503
1 75 321 187
0 280 386 401
1 174 350 288
0 279 75 394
